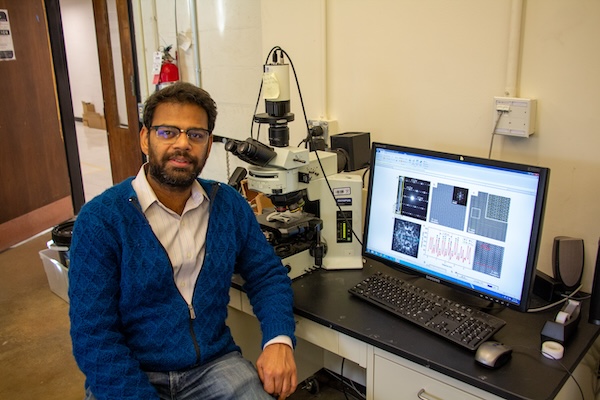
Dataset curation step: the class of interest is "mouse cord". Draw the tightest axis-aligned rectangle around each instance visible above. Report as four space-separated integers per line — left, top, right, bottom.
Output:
512 345 584 400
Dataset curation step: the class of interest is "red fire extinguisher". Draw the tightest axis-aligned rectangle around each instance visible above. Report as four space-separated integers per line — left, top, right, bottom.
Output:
157 45 179 90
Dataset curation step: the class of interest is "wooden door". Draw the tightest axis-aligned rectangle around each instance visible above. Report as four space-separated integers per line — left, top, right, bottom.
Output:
0 0 74 251
92 0 142 184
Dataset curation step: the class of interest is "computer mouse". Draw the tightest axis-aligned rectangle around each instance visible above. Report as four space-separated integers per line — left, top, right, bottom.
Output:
474 341 513 369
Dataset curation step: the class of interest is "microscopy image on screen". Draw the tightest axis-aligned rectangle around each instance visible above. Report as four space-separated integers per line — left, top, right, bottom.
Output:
453 186 468 206
391 218 422 258
395 176 430 221
473 241 504 278
467 192 510 242
429 183 468 231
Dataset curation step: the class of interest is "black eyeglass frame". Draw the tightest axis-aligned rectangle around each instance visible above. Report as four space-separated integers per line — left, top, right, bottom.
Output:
149 125 212 143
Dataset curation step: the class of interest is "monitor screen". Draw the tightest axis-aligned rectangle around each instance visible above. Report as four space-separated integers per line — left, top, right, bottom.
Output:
362 142 550 312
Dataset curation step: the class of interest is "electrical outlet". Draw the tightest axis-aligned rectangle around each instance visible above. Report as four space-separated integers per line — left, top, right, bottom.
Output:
493 97 537 137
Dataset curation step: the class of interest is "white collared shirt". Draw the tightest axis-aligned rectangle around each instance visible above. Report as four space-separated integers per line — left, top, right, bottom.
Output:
131 165 291 349
132 165 209 305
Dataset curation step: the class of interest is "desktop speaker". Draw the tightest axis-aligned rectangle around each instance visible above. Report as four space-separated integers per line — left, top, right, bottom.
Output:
588 238 600 325
552 236 584 292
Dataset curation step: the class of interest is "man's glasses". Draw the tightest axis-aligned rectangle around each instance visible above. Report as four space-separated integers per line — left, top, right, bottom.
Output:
150 125 211 144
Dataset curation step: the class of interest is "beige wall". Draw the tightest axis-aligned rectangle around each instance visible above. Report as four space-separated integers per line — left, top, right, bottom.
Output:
258 0 600 291
126 0 600 291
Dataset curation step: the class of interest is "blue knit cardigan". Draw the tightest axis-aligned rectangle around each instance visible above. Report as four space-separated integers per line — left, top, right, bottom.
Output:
68 178 296 399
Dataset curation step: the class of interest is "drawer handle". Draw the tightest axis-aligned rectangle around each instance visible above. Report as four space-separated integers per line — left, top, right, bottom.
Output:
417 388 443 400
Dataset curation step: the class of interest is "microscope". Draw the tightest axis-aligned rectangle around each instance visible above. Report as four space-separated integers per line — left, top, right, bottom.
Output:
225 49 363 279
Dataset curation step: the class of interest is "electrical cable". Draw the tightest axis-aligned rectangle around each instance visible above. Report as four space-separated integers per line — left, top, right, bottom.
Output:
527 285 583 313
361 165 370 188
341 358 349 400
250 46 312 143
225 148 231 180
274 47 312 146
342 358 366 400
545 348 585 400
488 110 507 159
255 46 364 247
323 363 366 400
513 345 585 400
521 287 586 400
314 149 363 246
249 48 275 139
280 50 363 244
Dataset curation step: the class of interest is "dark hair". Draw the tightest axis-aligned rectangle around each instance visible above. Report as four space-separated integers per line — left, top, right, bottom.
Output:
142 82 218 133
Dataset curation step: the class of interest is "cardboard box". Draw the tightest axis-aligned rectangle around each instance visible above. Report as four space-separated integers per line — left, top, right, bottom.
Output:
81 101 106 130
39 249 69 303
86 113 106 130
82 101 96 114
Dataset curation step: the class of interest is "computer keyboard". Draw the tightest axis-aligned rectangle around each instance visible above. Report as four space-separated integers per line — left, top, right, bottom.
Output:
348 271 506 351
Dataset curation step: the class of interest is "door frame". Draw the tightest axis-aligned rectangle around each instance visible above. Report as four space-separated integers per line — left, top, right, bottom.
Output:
92 0 142 184
45 0 85 213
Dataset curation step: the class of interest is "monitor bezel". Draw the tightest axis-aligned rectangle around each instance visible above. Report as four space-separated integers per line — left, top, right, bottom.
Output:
362 142 550 312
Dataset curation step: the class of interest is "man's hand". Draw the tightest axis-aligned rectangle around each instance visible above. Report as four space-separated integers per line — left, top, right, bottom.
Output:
256 343 297 399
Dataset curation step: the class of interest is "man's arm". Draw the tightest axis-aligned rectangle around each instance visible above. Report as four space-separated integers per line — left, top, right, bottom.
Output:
69 206 159 400
231 191 298 396
234 195 297 347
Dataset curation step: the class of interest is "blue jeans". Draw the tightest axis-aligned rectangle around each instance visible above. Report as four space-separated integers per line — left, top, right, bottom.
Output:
84 351 274 400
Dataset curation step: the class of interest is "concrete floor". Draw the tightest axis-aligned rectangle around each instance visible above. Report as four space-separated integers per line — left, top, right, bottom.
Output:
0 122 110 399
0 231 85 399
0 123 108 398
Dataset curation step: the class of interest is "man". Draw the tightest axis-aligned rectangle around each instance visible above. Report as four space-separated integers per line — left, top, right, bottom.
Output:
69 82 297 400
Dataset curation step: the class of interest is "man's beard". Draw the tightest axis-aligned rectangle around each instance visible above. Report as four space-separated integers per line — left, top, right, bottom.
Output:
147 149 205 189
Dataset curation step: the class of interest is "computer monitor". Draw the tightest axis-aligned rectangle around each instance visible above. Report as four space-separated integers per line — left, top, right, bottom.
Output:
362 142 550 312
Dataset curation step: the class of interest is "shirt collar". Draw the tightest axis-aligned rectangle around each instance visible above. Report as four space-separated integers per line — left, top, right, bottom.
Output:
131 163 208 214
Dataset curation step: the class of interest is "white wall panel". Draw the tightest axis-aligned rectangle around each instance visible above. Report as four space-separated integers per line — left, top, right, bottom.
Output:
59 0 103 118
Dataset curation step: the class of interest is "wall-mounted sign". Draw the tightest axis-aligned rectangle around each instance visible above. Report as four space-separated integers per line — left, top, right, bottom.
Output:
0 9 16 61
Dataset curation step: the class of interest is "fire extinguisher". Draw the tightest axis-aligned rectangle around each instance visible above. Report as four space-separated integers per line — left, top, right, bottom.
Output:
157 45 179 90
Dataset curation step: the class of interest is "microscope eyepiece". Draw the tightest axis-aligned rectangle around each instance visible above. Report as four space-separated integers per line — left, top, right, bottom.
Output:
224 139 240 155
224 138 277 167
